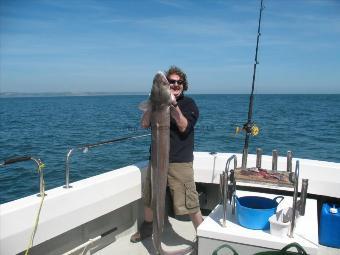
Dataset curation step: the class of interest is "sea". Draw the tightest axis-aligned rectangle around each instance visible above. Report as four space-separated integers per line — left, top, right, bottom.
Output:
1 94 339 204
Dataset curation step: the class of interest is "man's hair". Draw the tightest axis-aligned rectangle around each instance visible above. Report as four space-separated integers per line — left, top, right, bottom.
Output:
165 65 188 91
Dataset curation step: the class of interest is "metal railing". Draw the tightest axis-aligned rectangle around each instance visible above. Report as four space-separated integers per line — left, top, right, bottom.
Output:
64 133 150 188
0 156 45 197
288 160 308 238
220 155 238 227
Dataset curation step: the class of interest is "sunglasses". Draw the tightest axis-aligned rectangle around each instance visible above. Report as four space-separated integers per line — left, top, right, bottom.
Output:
168 79 184 85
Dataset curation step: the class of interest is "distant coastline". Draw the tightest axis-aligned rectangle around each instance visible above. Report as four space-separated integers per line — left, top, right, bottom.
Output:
0 92 148 98
1 92 338 98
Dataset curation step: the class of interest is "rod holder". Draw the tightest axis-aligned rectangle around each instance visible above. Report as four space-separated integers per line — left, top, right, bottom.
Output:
229 170 236 215
272 149 278 171
256 148 262 168
298 179 309 216
228 170 235 202
288 160 300 238
241 148 248 169
287 151 293 172
219 172 228 227
219 174 224 204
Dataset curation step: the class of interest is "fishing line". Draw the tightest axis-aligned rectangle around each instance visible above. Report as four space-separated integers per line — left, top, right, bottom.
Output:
79 133 151 150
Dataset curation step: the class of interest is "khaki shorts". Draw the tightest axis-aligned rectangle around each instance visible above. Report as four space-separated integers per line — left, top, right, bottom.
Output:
143 162 200 215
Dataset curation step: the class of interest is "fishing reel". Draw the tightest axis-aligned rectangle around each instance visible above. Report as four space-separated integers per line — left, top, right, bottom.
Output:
235 122 259 136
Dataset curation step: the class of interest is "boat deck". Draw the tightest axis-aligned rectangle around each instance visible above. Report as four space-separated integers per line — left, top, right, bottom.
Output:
96 216 196 255
94 215 339 255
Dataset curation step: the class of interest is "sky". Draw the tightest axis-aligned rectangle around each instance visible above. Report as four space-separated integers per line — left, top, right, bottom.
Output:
0 0 339 94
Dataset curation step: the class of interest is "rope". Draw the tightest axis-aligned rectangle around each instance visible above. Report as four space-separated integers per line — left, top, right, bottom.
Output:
24 163 46 255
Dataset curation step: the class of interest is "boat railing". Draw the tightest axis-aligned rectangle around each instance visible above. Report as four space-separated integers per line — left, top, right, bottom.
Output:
225 154 237 173
0 156 45 197
288 160 309 238
64 133 150 189
220 154 238 227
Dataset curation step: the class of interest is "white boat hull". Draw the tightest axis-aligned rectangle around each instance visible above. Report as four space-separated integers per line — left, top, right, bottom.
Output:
1 152 339 254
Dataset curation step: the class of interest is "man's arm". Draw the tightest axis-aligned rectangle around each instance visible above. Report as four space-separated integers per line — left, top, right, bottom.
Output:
170 105 188 133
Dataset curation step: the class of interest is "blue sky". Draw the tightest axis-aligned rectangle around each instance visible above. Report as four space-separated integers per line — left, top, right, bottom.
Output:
1 0 339 94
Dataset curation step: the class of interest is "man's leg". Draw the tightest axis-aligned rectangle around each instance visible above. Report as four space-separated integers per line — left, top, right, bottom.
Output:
130 206 153 243
130 164 153 243
168 162 203 229
144 206 153 222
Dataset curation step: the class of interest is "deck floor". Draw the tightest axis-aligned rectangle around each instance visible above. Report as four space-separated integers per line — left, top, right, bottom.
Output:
94 216 339 255
97 216 196 255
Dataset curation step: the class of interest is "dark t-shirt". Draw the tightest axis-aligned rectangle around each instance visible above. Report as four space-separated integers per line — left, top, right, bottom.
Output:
170 94 199 163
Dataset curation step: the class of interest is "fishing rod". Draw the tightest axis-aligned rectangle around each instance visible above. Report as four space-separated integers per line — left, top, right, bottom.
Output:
79 133 150 151
64 133 150 188
241 0 264 169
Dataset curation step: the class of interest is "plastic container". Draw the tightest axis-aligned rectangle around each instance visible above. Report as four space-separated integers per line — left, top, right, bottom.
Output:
235 195 284 230
319 202 340 248
269 214 290 237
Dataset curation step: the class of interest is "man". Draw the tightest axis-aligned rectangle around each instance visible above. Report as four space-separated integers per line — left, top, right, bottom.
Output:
130 65 203 243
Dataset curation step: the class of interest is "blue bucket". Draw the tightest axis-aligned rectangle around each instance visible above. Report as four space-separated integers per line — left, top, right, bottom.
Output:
235 195 284 230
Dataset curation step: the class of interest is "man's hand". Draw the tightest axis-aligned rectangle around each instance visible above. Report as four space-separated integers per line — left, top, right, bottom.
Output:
170 106 188 133
170 92 177 107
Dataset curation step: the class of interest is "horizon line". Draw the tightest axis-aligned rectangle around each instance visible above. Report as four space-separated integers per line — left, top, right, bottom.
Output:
1 91 339 98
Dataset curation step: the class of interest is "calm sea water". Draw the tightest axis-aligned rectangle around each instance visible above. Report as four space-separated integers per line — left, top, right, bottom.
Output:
1 94 339 204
